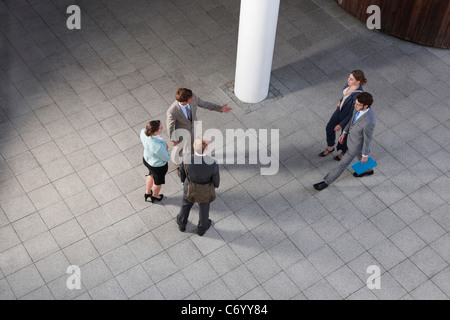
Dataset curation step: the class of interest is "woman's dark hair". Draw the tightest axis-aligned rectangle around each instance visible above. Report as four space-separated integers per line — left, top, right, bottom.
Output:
351 70 367 86
176 88 193 102
356 92 374 108
145 120 161 136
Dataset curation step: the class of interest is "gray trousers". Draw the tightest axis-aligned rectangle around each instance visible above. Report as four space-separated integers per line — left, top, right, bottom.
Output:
177 183 210 233
324 152 362 185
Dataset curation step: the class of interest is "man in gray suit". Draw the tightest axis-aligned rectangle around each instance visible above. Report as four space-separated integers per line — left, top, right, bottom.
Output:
314 92 376 191
177 137 220 236
166 88 232 150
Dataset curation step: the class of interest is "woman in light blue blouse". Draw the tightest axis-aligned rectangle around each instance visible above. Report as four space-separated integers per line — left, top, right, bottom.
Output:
141 120 170 203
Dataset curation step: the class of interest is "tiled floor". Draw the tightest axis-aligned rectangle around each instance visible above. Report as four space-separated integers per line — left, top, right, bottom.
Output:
0 0 449 300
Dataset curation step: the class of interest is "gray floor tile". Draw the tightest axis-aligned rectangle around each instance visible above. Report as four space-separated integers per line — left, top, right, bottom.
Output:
432 266 450 297
370 209 406 238
410 215 446 244
6 264 45 298
430 233 450 263
12 212 47 242
410 246 448 278
251 220 286 250
20 285 55 300
1 0 450 300
63 238 99 267
410 280 448 300
131 285 164 300
116 264 153 298
229 232 265 263
35 251 70 283
0 279 16 300
166 238 202 269
198 278 236 300
326 265 365 299
41 157 74 182
430 204 450 232
0 225 20 252
329 232 365 264
102 245 138 276
390 227 427 257
89 278 127 300
263 271 300 300
127 232 163 263
157 273 195 300
389 259 428 292
0 244 32 276
350 220 386 251
142 251 179 284
303 278 341 300
390 197 425 225
221 265 259 298
182 258 219 291
1 194 35 223
372 272 407 300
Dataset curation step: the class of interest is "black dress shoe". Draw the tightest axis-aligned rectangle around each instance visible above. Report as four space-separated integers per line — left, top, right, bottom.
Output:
353 170 374 178
313 181 328 191
144 190 153 202
150 194 164 203
176 214 186 232
333 153 345 161
319 147 334 157
198 219 212 236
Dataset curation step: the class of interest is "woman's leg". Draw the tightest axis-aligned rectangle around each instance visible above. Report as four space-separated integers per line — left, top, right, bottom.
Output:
146 175 154 194
152 184 162 198
326 112 340 148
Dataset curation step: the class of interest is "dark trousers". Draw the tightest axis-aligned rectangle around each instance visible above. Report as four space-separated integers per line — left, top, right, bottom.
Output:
326 110 348 153
177 183 210 233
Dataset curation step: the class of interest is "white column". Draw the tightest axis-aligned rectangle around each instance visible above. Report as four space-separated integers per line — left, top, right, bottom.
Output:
234 0 280 103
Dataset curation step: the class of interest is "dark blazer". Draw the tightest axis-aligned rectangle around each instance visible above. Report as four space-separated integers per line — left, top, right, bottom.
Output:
336 84 364 128
180 153 220 188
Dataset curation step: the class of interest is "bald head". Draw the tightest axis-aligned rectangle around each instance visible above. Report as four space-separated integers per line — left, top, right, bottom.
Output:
193 137 209 155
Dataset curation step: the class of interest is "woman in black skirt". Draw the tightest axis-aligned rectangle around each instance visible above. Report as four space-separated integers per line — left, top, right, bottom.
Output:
140 120 170 203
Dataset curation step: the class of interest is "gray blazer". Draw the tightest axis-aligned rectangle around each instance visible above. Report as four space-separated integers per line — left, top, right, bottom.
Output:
180 153 220 188
344 108 376 156
166 94 222 144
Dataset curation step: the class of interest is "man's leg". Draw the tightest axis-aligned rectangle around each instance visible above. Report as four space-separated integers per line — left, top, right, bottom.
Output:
197 203 211 236
177 184 193 231
323 152 356 185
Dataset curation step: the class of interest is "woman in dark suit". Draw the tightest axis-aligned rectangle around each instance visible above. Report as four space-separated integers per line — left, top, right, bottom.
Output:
319 70 367 161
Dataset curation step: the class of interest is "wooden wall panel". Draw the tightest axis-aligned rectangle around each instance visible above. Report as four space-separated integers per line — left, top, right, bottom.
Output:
335 0 450 49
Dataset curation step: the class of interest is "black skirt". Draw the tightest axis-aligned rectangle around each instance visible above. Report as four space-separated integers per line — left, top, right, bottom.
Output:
143 158 168 185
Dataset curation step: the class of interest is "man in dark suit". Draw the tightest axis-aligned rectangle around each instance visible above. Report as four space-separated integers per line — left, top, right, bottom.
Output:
314 92 376 191
166 88 232 150
177 137 220 236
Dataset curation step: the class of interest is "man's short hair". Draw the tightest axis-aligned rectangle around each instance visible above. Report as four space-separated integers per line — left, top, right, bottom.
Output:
193 137 208 155
176 88 193 103
356 92 374 108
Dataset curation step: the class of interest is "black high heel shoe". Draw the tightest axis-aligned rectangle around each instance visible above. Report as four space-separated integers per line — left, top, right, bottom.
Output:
150 194 164 203
144 190 153 202
319 147 334 157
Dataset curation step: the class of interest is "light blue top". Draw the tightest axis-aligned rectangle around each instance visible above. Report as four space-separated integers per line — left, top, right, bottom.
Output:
140 129 170 167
